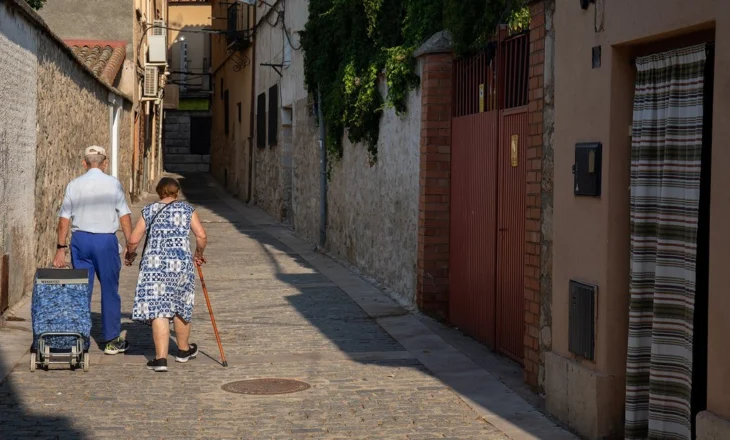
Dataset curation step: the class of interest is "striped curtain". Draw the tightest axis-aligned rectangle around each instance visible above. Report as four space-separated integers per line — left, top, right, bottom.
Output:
625 44 706 440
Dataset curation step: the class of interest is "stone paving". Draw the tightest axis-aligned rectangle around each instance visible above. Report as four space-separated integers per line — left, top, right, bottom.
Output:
0 174 517 439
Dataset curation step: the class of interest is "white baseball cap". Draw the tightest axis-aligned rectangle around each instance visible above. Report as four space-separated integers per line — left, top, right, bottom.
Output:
84 145 107 157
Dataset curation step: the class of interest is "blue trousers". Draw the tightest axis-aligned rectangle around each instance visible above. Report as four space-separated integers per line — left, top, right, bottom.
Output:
70 232 122 342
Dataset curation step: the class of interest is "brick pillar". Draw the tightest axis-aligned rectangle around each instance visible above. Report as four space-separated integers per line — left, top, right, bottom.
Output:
524 0 546 388
415 46 453 320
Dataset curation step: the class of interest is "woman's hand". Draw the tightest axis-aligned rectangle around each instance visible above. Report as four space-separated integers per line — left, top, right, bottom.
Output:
194 252 206 267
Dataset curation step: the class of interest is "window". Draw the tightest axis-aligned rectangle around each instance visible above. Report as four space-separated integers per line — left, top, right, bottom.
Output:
224 90 230 136
237 102 242 123
256 93 266 148
268 84 278 146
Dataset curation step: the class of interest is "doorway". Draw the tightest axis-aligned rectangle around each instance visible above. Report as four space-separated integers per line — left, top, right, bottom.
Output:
625 42 714 440
690 42 713 440
449 31 529 363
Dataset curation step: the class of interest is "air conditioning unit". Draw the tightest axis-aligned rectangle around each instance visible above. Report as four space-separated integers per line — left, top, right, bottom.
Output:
143 66 159 98
148 35 167 64
152 20 166 37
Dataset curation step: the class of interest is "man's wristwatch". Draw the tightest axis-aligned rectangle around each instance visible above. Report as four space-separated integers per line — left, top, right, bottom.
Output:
57 244 68 250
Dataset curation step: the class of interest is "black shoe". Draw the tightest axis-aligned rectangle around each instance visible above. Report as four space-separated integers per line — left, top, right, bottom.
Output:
146 358 168 372
175 343 198 363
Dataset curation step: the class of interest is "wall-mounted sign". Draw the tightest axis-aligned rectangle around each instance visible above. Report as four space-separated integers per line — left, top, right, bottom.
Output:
510 135 519 167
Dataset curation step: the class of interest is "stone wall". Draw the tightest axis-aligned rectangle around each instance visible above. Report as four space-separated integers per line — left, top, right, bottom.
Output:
35 25 133 270
328 88 421 305
260 82 421 306
164 111 211 173
0 0 39 310
254 141 286 222
290 99 320 244
0 0 133 311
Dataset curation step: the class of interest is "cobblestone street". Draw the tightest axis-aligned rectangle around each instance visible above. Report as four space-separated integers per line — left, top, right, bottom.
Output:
0 175 574 440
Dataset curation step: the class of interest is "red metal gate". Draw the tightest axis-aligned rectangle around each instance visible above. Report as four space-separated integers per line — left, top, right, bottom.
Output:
450 31 529 363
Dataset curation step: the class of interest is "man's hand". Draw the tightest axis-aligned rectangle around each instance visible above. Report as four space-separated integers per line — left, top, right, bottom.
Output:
124 251 137 267
53 249 67 268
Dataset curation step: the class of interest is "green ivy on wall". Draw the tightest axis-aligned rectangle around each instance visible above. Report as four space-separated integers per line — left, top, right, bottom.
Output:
301 0 528 162
26 0 46 10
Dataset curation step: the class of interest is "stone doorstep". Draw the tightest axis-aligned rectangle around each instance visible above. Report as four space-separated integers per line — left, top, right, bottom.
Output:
697 410 730 440
203 174 577 440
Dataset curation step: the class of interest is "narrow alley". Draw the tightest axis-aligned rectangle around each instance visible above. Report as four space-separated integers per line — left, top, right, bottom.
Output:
0 174 573 440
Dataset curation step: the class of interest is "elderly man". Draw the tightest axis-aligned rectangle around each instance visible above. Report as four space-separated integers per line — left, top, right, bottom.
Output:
53 146 132 355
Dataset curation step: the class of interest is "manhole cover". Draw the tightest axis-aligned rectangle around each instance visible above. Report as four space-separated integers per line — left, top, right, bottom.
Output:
221 379 310 395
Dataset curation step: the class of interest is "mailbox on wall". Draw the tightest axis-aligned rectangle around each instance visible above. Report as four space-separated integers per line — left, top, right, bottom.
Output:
573 142 602 197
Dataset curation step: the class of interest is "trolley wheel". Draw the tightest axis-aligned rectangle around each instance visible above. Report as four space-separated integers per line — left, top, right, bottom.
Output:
71 346 78 368
43 346 50 369
82 352 90 372
29 352 36 372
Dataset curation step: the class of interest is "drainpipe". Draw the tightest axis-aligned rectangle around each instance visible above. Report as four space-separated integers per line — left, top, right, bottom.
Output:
317 87 327 248
157 100 164 176
246 6 257 203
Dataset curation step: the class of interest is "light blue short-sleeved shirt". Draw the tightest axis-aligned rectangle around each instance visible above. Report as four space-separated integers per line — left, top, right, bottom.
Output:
58 168 132 234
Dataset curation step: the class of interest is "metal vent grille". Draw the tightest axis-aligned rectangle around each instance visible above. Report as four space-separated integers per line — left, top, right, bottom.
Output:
152 20 166 36
143 66 159 97
569 280 596 360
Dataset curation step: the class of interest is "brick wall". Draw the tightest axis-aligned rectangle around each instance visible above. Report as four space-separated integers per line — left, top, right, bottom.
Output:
415 52 453 319
524 0 547 388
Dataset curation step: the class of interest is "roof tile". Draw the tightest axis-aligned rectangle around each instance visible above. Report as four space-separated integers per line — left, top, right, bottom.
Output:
65 40 127 86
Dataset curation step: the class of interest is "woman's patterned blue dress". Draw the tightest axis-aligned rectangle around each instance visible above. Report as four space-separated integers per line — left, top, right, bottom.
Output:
132 201 196 323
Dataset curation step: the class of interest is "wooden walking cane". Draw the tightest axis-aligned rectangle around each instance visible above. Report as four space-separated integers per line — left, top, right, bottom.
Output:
197 265 228 367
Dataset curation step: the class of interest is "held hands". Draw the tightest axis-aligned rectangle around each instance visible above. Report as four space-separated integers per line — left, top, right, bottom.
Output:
124 245 138 267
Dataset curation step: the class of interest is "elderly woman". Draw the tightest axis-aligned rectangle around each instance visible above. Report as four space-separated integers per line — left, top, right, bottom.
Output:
125 177 207 372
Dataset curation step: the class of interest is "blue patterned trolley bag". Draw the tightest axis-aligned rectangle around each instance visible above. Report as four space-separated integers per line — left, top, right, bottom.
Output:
30 268 91 371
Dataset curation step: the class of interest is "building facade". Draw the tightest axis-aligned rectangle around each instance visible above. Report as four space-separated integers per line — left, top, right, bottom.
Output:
545 1 730 439
133 0 170 193
164 0 213 173
209 0 254 199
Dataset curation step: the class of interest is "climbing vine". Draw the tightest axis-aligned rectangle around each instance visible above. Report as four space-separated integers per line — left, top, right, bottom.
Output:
301 0 528 162
26 0 46 9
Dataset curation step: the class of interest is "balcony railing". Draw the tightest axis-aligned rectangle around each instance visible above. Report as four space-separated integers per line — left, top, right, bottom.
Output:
225 2 253 48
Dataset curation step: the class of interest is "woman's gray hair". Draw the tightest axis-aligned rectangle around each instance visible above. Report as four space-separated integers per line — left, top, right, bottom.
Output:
84 153 107 166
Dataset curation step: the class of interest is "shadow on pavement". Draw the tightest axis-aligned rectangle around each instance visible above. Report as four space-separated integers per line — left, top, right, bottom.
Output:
0 352 88 439
176 172 571 439
178 174 406 360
